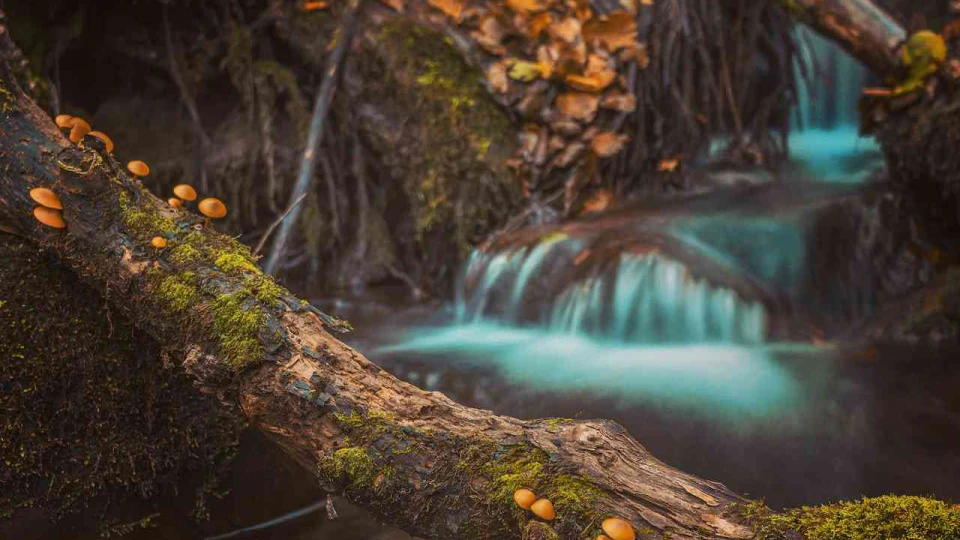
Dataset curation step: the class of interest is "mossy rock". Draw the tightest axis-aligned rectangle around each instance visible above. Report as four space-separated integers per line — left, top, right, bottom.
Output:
739 496 960 540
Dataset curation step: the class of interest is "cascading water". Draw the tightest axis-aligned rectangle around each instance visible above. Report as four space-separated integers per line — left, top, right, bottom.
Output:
788 27 882 181
457 243 767 345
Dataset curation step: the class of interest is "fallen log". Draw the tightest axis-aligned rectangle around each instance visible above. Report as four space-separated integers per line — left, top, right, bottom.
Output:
779 0 906 77
0 15 751 540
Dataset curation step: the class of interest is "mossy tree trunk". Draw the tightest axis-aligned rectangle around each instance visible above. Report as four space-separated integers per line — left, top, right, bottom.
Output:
0 16 756 540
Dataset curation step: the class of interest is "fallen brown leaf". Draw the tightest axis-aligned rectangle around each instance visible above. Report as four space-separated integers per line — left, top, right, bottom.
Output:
591 132 628 157
428 0 464 21
601 92 636 112
556 92 599 121
507 0 547 15
528 12 553 38
583 12 637 52
549 17 582 44
487 61 509 93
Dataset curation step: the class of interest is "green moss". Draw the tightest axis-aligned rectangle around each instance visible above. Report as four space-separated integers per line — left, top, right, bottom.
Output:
543 418 575 429
895 31 947 96
215 253 259 275
741 496 960 540
324 447 376 489
243 274 285 305
169 244 202 265
523 521 560 540
155 273 199 314
485 446 548 507
118 191 176 239
211 291 265 369
371 20 518 252
551 474 602 517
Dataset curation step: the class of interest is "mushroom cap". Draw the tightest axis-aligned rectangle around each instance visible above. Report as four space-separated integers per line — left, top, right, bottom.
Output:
168 197 183 208
173 184 197 201
55 114 74 128
127 160 151 178
198 197 227 219
151 236 168 248
597 536 613 540
530 499 556 521
33 206 66 229
29 187 63 210
88 131 115 152
68 118 91 144
601 518 635 540
513 489 537 510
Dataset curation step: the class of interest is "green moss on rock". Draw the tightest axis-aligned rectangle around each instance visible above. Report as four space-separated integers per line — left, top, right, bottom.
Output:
741 495 960 540
364 20 520 258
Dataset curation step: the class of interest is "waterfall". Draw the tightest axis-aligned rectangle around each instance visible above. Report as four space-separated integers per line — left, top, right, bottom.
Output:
457 238 767 345
788 27 882 181
793 26 868 131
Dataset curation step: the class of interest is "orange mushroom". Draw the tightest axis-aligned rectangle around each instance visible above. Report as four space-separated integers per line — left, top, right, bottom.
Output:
513 489 537 510
198 198 227 219
530 499 556 521
67 117 91 144
173 184 198 202
168 198 183 209
33 207 66 229
597 536 613 540
127 160 150 178
150 236 168 249
601 517 635 540
29 187 63 210
55 114 74 128
88 131 115 153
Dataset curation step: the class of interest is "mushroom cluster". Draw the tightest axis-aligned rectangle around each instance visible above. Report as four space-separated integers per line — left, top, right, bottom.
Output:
55 114 109 150
166 183 228 227
512 488 555 521
29 187 65 229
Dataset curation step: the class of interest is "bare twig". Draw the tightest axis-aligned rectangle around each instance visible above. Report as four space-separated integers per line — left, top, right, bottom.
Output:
263 0 364 274
253 192 307 257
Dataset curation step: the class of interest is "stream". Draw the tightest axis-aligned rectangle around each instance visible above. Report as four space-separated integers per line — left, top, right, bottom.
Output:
39 25 960 540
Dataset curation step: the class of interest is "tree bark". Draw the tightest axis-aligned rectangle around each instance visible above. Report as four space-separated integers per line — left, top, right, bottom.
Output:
0 16 753 540
779 0 906 77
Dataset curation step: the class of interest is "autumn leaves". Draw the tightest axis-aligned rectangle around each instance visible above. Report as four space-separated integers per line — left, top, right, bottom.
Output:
406 0 650 208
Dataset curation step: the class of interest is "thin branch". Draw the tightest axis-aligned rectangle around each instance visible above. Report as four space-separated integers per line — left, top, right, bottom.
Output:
263 0 364 275
253 192 308 257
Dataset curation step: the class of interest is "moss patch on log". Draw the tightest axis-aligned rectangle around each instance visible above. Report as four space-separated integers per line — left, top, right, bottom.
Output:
739 496 960 539
211 291 266 370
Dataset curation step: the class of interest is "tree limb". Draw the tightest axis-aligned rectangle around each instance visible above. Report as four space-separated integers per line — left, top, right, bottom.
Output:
779 0 906 77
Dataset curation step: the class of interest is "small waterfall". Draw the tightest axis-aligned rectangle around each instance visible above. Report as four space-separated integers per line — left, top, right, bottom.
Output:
457 237 767 345
793 26 868 131
788 27 882 181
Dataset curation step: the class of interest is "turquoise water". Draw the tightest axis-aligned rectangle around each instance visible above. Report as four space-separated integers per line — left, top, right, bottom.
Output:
377 323 811 417
789 28 883 181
